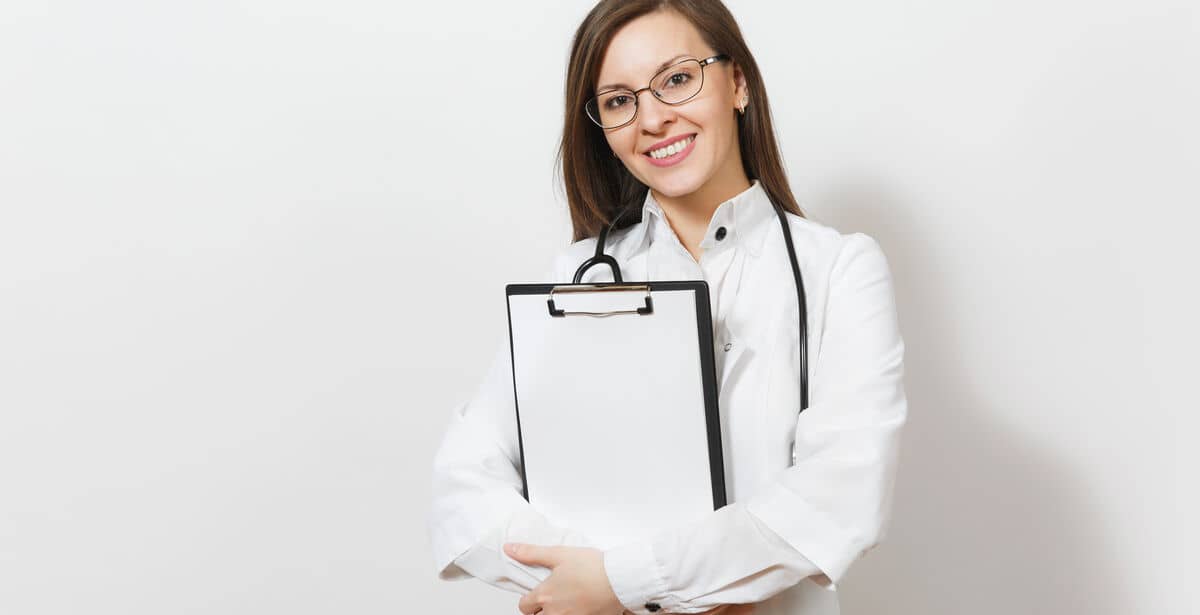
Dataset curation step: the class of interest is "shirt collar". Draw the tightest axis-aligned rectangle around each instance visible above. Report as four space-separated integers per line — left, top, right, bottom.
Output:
635 178 774 258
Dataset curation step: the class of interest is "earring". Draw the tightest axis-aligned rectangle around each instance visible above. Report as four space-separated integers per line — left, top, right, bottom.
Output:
737 95 749 115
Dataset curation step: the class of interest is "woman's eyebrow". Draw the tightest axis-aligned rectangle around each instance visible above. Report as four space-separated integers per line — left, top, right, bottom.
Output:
598 53 691 91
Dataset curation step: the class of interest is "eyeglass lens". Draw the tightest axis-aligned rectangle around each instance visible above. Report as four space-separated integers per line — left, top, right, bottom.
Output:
587 60 704 128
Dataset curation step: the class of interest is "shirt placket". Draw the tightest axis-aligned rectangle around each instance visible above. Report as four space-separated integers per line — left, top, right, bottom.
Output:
705 247 745 381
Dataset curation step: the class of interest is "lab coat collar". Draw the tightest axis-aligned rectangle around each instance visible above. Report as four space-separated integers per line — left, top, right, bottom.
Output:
628 179 774 259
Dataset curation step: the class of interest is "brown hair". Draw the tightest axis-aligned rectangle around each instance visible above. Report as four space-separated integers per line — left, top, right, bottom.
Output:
555 0 805 242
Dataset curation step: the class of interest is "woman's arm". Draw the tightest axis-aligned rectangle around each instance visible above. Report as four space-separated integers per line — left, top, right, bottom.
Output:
428 241 609 593
600 233 908 614
429 331 602 593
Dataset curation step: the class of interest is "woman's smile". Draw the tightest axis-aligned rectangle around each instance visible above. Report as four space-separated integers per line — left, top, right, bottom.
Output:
643 133 698 167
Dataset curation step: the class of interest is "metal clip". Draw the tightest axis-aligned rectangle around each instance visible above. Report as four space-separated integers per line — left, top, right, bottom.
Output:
546 284 654 317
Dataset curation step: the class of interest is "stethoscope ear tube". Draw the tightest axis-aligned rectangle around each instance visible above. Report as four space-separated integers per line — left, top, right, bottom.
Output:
573 199 639 284
774 202 809 413
574 196 809 413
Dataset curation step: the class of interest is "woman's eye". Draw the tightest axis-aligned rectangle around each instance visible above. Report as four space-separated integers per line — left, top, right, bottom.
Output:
605 95 631 109
665 72 692 88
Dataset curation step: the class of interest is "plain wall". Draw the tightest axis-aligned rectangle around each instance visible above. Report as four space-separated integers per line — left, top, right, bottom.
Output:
0 1 1195 614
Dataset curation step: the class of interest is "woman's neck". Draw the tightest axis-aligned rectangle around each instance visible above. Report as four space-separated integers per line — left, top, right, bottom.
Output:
653 170 752 262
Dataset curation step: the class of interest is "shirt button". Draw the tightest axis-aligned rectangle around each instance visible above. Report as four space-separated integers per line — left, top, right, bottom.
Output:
645 603 661 612
723 342 733 352
715 226 727 241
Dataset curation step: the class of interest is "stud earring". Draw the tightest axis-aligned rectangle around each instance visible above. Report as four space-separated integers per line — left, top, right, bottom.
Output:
737 95 749 115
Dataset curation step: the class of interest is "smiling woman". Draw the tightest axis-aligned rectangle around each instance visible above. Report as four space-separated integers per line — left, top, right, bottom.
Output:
428 2 907 615
558 0 804 251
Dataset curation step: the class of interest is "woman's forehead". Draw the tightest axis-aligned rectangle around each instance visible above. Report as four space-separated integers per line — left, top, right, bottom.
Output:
597 13 708 86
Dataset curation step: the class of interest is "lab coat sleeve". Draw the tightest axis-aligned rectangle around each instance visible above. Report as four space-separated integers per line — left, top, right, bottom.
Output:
428 251 598 594
602 233 907 614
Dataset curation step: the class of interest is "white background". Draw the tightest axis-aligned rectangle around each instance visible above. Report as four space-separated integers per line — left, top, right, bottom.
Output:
1 1 1195 614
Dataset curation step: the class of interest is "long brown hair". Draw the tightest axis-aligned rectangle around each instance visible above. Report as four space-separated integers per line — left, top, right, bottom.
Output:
555 0 804 242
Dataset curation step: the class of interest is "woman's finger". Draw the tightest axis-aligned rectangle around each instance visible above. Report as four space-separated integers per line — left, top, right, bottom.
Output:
516 590 543 615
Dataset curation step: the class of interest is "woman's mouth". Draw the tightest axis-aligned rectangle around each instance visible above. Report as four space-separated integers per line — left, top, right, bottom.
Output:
643 134 697 168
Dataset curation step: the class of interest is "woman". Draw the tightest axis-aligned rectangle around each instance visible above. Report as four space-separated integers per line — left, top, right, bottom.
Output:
428 2 907 614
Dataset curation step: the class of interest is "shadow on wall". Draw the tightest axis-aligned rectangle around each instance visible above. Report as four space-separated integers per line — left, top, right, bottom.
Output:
812 177 1133 615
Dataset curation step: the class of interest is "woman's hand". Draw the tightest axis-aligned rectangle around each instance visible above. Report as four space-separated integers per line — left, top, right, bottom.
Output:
504 541 757 615
505 543 623 615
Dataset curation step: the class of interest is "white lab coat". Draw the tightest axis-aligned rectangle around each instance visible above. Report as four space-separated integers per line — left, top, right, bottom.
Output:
429 179 907 615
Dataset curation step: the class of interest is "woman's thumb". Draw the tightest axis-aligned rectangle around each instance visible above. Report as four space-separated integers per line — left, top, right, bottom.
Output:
504 543 558 567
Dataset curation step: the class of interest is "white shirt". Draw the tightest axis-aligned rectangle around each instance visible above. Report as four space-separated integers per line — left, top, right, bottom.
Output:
428 179 907 615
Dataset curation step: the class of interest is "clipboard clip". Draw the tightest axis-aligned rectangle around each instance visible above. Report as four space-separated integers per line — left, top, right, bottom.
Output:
554 199 654 317
547 284 654 317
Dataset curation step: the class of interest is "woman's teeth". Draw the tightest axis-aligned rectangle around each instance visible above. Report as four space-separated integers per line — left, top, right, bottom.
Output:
649 135 695 159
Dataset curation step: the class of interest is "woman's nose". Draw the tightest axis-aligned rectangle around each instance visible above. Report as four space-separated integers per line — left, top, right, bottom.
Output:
636 91 675 131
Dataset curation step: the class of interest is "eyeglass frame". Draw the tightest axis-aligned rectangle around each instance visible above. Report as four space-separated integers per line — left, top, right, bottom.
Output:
585 53 731 130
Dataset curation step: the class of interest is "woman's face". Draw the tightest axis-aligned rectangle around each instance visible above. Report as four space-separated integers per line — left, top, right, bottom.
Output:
595 10 747 199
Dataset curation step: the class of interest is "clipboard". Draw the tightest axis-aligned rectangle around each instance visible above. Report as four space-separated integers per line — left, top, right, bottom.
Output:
505 280 727 550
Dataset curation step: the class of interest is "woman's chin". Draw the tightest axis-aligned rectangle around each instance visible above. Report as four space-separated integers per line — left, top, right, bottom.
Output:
645 169 709 198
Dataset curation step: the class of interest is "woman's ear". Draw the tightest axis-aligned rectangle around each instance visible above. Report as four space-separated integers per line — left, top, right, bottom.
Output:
732 62 749 110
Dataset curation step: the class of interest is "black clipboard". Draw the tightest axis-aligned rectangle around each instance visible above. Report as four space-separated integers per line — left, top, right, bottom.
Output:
504 279 727 549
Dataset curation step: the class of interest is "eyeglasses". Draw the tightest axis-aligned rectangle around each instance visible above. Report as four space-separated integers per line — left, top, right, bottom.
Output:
585 54 730 130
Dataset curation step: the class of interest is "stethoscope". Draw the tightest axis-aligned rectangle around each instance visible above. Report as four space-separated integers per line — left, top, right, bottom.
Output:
571 191 809 413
